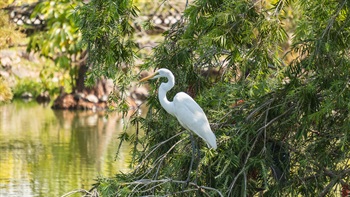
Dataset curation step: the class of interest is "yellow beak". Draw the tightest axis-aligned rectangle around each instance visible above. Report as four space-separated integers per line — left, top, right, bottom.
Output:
139 73 157 83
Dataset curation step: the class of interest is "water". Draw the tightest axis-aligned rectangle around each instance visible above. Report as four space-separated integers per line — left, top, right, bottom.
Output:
0 100 133 197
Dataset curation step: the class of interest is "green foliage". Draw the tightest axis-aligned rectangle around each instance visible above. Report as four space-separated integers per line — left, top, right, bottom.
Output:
28 0 83 58
12 64 62 98
12 77 42 98
27 0 84 89
77 0 350 196
77 0 138 75
10 62 65 99
75 0 138 115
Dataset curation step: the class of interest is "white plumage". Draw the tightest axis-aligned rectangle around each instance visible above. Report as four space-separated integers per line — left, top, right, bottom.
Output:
140 68 217 149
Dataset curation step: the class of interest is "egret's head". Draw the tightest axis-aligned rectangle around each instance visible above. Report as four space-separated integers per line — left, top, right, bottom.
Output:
139 68 173 82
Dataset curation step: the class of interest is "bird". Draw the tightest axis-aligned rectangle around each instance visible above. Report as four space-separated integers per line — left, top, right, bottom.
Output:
139 68 217 150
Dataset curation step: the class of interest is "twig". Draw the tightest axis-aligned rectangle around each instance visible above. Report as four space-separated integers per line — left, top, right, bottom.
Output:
165 188 198 196
134 131 185 174
263 99 272 153
125 178 223 197
153 139 183 179
319 168 350 197
246 98 275 121
227 127 262 196
131 134 186 194
134 138 185 182
256 106 293 133
60 189 92 197
228 104 293 195
321 0 347 39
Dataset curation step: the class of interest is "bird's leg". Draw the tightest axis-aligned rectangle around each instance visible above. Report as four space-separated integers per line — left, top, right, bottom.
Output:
194 139 201 183
185 132 196 185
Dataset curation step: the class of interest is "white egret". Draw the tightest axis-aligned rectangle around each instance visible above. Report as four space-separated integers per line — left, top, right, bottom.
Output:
139 68 217 150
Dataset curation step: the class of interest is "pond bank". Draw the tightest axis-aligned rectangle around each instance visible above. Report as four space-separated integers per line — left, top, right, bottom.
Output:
0 47 150 110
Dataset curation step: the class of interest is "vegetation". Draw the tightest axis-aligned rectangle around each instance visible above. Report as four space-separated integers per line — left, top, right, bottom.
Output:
0 77 13 102
73 0 350 196
3 0 350 196
1 1 67 99
0 10 25 49
12 66 61 98
75 0 138 113
26 0 139 103
27 0 84 91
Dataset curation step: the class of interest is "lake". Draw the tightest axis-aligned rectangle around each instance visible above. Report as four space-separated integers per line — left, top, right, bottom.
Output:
0 100 135 196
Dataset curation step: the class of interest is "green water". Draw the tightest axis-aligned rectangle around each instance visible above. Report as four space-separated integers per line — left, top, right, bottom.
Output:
0 100 132 197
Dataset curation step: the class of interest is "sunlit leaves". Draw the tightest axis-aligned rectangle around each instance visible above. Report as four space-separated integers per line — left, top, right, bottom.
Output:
76 0 138 82
27 0 83 90
74 0 139 125
77 0 350 196
29 0 82 58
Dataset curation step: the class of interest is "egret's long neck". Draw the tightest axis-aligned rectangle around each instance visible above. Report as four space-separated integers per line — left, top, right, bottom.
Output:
158 75 175 116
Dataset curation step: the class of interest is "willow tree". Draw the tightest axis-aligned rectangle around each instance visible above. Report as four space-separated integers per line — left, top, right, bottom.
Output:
75 0 138 114
26 0 138 111
77 0 350 196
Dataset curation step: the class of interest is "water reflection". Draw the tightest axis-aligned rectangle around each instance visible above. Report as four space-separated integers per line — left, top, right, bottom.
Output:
0 100 132 196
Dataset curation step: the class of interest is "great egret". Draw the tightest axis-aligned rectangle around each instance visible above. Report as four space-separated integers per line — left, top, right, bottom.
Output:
139 68 217 150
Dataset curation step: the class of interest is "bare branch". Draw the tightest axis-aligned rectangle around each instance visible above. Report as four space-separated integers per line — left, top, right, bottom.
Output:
124 178 223 197
60 189 92 197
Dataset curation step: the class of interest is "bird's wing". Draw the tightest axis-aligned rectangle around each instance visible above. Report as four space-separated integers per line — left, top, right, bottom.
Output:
173 92 217 149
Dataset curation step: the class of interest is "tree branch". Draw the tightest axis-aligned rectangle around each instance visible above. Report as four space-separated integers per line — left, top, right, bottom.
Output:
124 178 223 197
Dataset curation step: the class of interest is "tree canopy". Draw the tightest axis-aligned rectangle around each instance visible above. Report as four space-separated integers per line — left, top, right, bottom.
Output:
63 0 350 196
